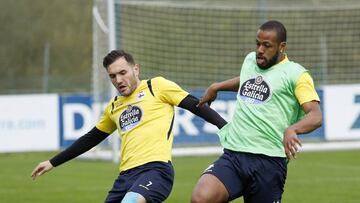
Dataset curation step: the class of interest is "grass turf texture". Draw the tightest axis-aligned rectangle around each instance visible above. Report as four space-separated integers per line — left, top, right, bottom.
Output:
1 150 359 202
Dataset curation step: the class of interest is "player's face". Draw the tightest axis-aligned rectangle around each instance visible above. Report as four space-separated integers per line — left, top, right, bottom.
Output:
107 57 140 96
255 29 285 69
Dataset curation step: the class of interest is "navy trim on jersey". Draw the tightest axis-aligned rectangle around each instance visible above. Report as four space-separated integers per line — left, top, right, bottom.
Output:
147 79 155 97
167 114 175 140
111 96 118 114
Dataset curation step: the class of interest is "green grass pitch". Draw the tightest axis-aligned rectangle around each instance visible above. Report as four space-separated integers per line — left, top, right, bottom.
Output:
1 150 360 202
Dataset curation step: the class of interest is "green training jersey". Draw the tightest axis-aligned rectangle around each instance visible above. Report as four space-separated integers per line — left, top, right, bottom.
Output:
218 52 307 157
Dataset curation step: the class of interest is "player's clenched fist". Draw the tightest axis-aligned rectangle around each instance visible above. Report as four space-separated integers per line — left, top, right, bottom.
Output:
31 160 54 180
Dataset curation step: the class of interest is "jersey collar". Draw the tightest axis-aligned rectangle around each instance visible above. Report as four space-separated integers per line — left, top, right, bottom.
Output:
278 54 289 65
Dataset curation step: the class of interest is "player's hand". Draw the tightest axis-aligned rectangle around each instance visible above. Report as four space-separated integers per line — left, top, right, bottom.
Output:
197 83 218 107
31 160 54 180
283 128 302 160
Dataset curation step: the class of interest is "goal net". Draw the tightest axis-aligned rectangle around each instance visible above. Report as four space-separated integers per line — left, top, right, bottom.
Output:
91 0 360 161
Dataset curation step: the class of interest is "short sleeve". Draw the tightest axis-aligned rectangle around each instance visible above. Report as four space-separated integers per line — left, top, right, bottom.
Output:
295 72 320 105
153 77 189 106
95 100 117 134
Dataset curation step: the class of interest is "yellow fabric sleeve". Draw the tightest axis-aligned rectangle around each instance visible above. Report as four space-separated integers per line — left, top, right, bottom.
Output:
95 99 117 134
295 72 320 105
154 77 189 106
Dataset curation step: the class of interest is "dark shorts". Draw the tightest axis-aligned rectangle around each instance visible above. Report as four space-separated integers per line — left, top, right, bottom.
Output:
104 161 174 203
203 149 287 203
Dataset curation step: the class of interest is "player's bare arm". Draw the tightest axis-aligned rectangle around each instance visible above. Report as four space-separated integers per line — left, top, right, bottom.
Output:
198 76 240 107
283 101 322 159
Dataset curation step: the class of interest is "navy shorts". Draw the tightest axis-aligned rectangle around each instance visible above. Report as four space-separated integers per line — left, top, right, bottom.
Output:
203 149 287 203
104 161 174 203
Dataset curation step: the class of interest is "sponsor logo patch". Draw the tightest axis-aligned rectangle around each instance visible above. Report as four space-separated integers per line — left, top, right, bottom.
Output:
239 76 271 104
119 105 143 131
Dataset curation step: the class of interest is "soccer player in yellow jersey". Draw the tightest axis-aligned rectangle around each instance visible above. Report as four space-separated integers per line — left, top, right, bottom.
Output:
31 50 227 203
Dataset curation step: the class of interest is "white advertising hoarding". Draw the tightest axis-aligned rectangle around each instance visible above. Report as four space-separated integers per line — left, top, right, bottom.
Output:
324 84 360 140
0 94 59 152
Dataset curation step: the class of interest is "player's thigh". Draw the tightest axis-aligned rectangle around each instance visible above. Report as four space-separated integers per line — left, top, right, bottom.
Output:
191 173 229 203
244 157 287 203
192 152 244 203
130 162 174 203
121 191 147 203
105 172 134 203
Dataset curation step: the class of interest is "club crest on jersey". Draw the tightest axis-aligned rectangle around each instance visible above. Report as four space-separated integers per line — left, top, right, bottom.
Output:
239 76 271 104
119 105 143 131
136 91 145 100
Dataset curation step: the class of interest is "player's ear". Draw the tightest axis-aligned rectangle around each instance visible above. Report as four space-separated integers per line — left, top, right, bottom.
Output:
134 64 140 78
279 42 286 53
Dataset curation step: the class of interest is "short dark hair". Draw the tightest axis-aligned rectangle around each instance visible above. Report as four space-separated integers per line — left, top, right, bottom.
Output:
103 49 135 68
259 20 287 43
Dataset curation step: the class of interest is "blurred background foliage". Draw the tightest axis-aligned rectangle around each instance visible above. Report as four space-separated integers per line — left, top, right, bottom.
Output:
1 0 360 94
0 0 92 94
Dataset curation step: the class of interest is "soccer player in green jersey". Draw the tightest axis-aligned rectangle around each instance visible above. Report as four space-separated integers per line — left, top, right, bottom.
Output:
191 20 322 203
31 50 226 203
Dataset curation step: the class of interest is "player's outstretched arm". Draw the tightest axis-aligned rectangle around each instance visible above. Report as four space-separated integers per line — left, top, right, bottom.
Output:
198 77 240 107
31 160 54 180
179 95 227 129
30 127 110 180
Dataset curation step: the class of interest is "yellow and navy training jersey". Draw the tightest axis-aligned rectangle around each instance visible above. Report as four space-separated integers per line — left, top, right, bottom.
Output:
96 77 189 172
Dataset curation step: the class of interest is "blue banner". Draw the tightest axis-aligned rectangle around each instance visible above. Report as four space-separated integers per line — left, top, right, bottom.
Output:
59 90 325 147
